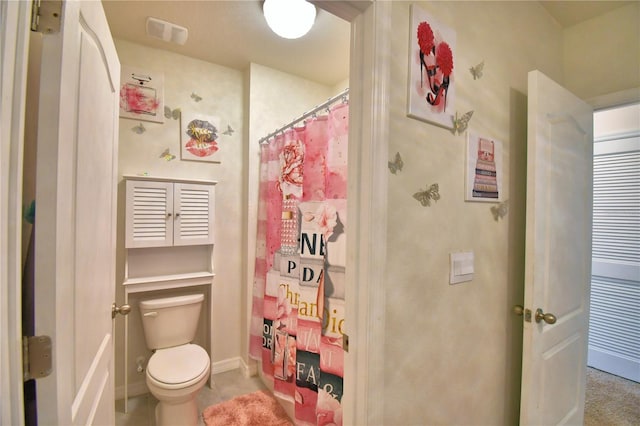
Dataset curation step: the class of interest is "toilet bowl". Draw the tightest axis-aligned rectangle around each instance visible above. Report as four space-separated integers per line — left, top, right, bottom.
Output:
146 344 210 425
139 294 211 426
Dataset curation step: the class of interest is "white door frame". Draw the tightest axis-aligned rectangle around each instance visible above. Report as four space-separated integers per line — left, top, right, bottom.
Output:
0 1 31 424
341 2 391 425
587 88 640 111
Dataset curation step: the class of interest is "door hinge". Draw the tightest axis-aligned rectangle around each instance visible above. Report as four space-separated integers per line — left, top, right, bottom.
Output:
31 0 62 34
23 336 53 381
343 333 349 352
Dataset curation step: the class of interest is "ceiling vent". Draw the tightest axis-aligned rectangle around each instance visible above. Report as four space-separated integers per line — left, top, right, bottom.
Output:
145 17 188 45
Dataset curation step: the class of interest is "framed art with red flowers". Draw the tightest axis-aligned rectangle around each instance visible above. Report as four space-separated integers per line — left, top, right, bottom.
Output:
407 4 457 130
119 65 164 123
180 112 222 163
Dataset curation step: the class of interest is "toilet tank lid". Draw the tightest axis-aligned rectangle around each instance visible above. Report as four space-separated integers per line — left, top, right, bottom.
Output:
140 294 204 310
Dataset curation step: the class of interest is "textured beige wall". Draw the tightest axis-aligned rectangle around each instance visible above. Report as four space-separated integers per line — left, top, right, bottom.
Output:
332 77 350 96
563 2 640 102
114 39 244 394
384 2 563 424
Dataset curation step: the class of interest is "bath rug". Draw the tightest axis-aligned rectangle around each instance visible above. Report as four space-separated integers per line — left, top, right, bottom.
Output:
202 390 293 426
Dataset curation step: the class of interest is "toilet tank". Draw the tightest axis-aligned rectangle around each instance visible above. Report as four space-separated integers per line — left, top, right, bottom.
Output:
139 294 204 350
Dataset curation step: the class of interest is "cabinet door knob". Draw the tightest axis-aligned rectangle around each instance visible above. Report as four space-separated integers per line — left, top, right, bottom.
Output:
167 212 172 218
112 303 131 319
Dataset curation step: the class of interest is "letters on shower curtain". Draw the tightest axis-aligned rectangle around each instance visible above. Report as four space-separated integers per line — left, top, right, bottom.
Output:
250 102 349 426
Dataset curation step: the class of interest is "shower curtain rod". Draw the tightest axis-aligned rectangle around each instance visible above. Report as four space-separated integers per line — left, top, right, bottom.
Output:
259 87 349 145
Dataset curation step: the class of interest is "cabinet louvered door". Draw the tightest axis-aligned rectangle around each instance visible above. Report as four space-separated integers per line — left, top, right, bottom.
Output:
125 180 173 248
589 134 640 382
173 183 215 246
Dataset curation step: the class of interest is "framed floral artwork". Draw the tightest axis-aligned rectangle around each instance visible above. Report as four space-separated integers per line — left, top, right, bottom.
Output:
180 112 221 163
407 4 457 129
465 133 503 202
119 66 164 123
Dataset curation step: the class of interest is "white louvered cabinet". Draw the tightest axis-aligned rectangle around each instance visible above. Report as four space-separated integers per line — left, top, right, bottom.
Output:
125 177 215 248
122 175 217 290
121 176 217 409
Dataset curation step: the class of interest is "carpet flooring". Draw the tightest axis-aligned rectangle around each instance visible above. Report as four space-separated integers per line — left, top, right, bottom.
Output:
585 367 640 426
202 390 293 426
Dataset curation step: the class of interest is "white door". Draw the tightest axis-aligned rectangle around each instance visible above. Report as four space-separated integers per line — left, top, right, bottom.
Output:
519 71 593 425
34 0 120 424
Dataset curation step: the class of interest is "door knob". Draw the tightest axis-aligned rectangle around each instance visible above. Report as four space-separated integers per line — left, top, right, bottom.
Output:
535 308 557 324
112 303 131 319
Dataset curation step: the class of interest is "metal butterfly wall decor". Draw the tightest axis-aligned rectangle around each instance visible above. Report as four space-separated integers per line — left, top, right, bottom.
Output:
490 200 509 221
388 152 404 174
159 148 176 161
190 92 202 102
222 125 235 136
131 122 146 134
164 106 181 120
452 110 474 135
469 61 484 80
413 183 441 207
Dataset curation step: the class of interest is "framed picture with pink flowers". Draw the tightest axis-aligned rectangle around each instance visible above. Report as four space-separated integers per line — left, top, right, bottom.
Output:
180 112 221 163
119 66 164 123
407 4 457 130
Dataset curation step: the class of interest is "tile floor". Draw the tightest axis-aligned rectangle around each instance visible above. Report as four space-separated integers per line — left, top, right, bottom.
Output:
115 369 268 426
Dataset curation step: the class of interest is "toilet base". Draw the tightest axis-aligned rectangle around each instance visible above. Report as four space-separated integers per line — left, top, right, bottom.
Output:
154 398 199 426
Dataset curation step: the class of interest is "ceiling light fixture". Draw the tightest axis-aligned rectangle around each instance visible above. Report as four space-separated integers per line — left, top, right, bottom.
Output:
263 0 317 40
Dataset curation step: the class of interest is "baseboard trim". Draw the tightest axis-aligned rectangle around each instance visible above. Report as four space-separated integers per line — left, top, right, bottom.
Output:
115 381 148 401
588 347 639 382
210 356 241 375
242 358 258 378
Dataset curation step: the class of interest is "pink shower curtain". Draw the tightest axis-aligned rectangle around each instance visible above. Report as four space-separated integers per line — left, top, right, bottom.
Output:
249 101 349 426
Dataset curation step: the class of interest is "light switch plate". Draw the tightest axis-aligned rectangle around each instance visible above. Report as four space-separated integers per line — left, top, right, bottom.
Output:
450 251 474 284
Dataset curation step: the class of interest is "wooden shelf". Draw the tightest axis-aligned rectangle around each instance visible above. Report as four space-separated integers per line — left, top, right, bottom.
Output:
123 271 215 294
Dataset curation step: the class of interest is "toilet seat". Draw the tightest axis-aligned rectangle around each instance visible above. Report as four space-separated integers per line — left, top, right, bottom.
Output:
147 344 210 388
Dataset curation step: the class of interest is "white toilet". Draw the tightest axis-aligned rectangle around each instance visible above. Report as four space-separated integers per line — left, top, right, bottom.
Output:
139 293 211 426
